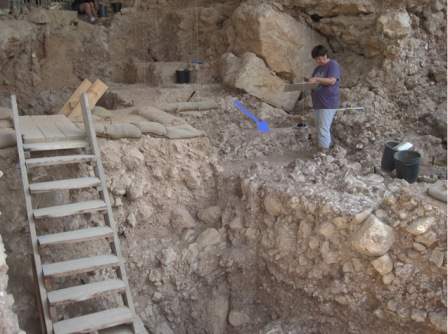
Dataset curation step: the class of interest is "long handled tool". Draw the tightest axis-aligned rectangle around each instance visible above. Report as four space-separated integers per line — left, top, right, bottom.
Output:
234 100 270 133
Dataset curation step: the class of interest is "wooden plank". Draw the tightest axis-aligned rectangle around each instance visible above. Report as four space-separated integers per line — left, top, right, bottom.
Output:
42 255 121 278
19 116 46 143
38 226 114 247
23 140 89 152
10 96 53 333
29 177 101 193
69 79 108 120
283 82 318 92
26 154 96 168
34 200 106 219
48 279 125 305
33 116 67 142
53 115 85 140
53 307 133 334
61 79 93 116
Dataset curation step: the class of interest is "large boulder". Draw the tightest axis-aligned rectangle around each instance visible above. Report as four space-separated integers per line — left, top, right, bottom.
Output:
221 52 299 111
352 215 395 256
227 2 324 80
377 11 412 39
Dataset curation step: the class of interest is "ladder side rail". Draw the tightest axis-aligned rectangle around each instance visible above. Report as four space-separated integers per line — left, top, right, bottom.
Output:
80 94 137 331
10 95 53 334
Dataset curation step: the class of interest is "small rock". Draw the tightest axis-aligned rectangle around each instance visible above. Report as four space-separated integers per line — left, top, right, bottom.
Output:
333 217 348 229
228 310 250 327
264 194 284 216
429 248 445 268
197 206 222 225
126 213 137 227
382 273 395 285
352 215 395 256
152 292 163 302
171 206 196 231
429 310 447 332
411 309 427 322
318 223 336 239
406 217 435 235
196 228 221 249
122 147 145 170
413 242 427 253
371 254 393 275
351 209 373 224
309 236 320 250
415 230 438 247
229 216 243 230
159 248 177 266
352 258 364 272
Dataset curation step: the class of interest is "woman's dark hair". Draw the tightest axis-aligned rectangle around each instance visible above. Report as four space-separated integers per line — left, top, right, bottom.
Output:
311 45 328 59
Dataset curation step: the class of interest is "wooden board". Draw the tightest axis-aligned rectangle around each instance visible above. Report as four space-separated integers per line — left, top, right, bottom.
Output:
26 154 96 168
61 79 93 116
42 255 121 278
68 79 108 120
283 82 318 92
53 307 133 334
47 279 125 305
38 226 114 246
20 115 85 144
23 140 89 152
29 177 100 193
33 200 106 219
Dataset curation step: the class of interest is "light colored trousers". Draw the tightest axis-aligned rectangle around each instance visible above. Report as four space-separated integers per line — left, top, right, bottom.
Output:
314 109 337 149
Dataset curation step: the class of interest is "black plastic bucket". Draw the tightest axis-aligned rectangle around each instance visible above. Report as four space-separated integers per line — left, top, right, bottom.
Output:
111 2 122 13
381 141 399 171
176 69 190 84
393 150 421 183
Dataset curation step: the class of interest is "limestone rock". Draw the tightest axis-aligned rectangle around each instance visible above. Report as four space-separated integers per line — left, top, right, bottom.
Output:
196 228 221 249
227 2 320 79
429 310 447 332
371 254 393 275
171 206 196 231
427 181 447 203
220 52 299 111
352 215 395 256
198 206 222 225
429 248 445 268
406 217 435 235
415 230 438 247
264 194 284 217
123 147 145 170
228 310 250 327
377 11 412 39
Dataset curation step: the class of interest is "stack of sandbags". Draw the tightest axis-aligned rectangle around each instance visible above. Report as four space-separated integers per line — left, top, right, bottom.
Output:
0 107 16 149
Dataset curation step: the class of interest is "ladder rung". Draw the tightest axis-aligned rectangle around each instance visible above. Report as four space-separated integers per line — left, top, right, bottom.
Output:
23 140 88 152
53 307 133 334
33 200 106 219
42 255 121 278
29 177 101 193
37 227 114 247
48 279 126 306
26 154 96 168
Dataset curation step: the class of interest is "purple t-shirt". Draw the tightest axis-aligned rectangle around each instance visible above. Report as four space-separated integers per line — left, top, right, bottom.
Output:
311 59 341 109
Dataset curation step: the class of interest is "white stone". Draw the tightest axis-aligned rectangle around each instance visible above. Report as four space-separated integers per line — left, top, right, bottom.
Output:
264 194 284 217
411 309 427 322
318 222 336 239
406 217 435 235
371 254 393 275
171 206 196 231
126 213 137 227
429 248 445 268
196 228 221 249
352 215 395 256
351 209 373 224
415 231 438 247
228 310 250 327
198 206 222 225
377 11 412 39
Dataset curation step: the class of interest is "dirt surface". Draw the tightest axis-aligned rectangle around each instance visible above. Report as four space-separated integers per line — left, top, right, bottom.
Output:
0 1 446 334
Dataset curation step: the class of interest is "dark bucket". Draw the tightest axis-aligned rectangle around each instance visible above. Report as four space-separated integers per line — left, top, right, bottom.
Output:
98 4 108 17
393 150 421 183
381 141 399 171
176 69 190 84
111 2 122 13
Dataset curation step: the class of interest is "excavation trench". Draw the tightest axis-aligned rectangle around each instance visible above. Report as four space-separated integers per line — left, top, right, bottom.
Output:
0 133 445 333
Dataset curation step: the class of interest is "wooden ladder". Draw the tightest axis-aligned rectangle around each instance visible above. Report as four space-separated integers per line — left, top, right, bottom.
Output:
11 94 139 334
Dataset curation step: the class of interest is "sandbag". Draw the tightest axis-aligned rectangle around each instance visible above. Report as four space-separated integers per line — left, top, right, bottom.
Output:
161 100 219 112
166 124 204 139
0 107 12 120
94 122 142 139
0 129 16 148
0 120 13 128
427 181 447 203
137 106 186 126
93 106 113 119
131 121 167 137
